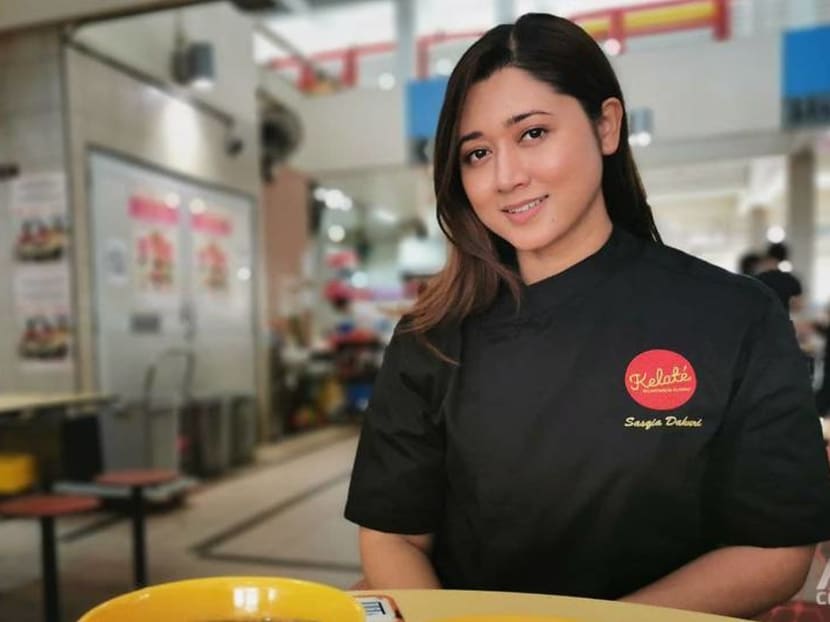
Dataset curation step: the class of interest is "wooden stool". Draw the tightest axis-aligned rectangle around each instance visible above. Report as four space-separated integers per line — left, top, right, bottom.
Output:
0 494 100 622
95 469 178 588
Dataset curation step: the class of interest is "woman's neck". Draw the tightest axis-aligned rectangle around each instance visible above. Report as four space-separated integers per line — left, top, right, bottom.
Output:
518 202 613 285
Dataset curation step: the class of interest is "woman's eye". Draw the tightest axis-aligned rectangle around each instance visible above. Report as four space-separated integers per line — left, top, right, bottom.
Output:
465 148 489 163
522 127 547 141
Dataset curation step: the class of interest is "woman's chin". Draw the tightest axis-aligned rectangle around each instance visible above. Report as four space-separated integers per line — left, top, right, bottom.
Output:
506 232 562 255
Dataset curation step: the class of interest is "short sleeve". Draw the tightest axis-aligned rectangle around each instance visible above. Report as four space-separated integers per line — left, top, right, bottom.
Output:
710 293 830 547
344 322 456 534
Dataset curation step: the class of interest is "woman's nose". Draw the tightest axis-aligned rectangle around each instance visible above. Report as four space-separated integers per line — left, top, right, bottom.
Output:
494 147 530 193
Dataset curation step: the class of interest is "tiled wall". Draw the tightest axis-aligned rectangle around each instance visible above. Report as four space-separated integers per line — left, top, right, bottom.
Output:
0 26 74 392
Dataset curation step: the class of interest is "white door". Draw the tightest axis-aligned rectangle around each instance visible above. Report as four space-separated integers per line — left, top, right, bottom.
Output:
88 150 257 468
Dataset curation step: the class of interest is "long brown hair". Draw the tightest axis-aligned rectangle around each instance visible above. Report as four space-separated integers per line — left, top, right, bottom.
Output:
405 13 661 353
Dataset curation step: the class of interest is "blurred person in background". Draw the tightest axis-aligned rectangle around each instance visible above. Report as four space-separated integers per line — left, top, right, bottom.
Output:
737 250 761 276
756 241 790 274
752 243 821 364
755 267 803 311
345 13 830 619
753 242 802 302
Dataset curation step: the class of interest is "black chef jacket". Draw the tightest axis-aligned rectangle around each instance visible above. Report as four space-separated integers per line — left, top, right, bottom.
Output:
344 226 830 599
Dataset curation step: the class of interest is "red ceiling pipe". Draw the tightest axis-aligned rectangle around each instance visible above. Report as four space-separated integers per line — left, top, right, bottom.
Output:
713 0 731 41
341 47 358 86
609 9 627 54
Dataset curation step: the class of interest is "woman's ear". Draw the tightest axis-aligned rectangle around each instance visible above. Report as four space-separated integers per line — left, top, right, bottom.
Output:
597 97 624 156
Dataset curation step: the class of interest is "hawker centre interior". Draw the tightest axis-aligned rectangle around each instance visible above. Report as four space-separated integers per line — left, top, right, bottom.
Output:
1 1 830 621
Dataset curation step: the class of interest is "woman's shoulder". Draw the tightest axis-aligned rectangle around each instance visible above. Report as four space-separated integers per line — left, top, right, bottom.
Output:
392 315 462 366
636 239 776 310
380 316 461 414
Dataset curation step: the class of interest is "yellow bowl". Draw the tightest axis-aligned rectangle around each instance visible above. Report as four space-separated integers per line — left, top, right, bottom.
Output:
77 576 364 622
433 617 579 622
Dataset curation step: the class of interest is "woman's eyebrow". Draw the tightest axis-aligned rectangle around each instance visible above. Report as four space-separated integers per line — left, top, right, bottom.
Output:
458 130 483 149
506 110 551 126
457 110 552 149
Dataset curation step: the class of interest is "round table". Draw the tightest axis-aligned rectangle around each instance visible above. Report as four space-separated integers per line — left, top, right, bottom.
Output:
352 589 746 621
0 494 100 622
95 469 178 588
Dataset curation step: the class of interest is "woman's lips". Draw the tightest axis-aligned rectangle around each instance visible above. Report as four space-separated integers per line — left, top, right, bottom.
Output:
502 195 547 225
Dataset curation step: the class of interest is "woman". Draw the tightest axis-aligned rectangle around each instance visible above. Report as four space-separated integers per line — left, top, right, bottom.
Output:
345 13 830 618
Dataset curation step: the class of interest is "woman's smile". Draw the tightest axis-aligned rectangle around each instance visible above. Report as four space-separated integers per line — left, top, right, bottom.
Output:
502 194 548 225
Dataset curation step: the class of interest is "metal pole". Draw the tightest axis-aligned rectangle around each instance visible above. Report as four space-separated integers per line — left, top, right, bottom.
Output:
131 485 147 588
40 516 59 622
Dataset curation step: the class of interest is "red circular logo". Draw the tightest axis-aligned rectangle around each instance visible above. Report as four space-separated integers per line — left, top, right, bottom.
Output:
625 349 697 411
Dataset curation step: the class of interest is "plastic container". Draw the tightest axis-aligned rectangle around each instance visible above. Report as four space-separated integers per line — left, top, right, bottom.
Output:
181 397 230 477
228 394 257 466
0 453 35 494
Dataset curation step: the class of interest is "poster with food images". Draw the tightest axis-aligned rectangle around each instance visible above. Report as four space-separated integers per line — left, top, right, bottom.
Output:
129 194 179 296
191 205 232 296
10 173 74 368
13 268 73 365
11 173 69 264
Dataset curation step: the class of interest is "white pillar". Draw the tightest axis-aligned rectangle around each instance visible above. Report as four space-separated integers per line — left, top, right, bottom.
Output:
395 0 416 83
748 205 769 250
495 0 514 23
786 148 817 295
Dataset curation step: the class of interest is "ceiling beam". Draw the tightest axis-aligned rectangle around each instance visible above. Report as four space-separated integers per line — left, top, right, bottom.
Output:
254 21 340 85
0 0 212 33
280 0 311 13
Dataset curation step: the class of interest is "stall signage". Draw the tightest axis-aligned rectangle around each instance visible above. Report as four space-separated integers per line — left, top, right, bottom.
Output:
783 25 830 128
406 76 448 139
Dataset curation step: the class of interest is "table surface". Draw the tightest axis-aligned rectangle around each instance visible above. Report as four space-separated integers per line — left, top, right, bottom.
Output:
96 469 179 487
353 590 746 622
0 392 112 414
0 494 100 518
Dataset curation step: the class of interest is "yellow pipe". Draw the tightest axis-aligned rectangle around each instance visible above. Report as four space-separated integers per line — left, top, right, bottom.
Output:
576 17 611 36
624 1 714 30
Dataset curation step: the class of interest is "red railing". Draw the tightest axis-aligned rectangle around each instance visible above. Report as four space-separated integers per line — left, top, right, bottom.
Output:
572 0 730 54
269 0 730 92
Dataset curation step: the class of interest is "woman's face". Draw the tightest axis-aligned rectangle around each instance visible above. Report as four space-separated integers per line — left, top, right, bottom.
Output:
457 67 621 279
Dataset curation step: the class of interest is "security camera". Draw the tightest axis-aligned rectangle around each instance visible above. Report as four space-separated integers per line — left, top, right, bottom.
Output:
225 131 244 157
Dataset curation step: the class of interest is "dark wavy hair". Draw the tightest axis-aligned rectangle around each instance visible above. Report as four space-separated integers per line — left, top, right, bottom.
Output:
406 13 661 352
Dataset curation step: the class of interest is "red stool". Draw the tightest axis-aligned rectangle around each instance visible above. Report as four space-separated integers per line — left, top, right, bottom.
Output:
759 601 830 621
95 469 178 588
0 494 100 622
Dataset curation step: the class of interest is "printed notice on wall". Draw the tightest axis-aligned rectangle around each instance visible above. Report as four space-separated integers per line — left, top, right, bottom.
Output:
10 173 73 369
192 204 232 298
129 194 180 306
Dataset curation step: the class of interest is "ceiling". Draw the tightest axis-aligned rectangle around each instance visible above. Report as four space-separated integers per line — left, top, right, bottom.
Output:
0 0 206 32
254 0 680 60
29 0 830 271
